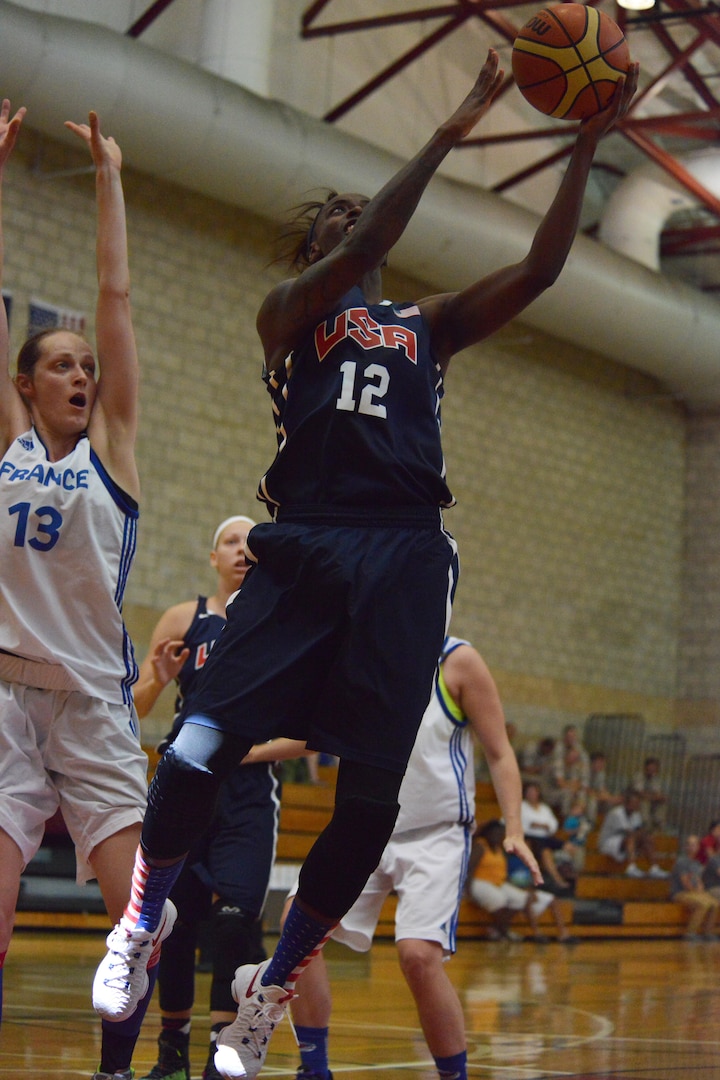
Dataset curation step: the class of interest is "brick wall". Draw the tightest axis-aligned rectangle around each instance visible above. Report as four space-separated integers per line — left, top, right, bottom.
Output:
676 409 720 752
4 127 703 751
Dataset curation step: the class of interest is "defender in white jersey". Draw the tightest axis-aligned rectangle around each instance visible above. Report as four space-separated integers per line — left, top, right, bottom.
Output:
284 638 540 1080
0 102 155 1079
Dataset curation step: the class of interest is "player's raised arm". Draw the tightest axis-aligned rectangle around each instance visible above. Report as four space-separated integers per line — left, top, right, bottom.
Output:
257 50 504 369
65 111 139 499
420 62 638 370
0 99 28 452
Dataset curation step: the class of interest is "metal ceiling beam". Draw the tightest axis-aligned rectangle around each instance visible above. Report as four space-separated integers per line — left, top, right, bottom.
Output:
300 0 720 273
623 127 720 215
322 12 474 122
126 0 178 38
492 144 574 192
662 223 720 253
461 106 720 147
302 6 465 35
648 23 719 109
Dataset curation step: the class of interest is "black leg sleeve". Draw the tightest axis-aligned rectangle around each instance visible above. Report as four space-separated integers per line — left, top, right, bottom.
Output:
141 722 250 860
296 759 402 920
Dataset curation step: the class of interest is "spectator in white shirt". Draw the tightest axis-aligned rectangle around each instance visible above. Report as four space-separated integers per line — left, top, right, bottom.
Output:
598 789 669 879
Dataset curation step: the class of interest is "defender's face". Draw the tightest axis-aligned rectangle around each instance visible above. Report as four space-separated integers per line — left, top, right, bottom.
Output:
18 331 97 436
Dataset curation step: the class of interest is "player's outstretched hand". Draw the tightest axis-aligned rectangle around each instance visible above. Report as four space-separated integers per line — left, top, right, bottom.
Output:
65 110 122 172
503 833 544 887
150 638 190 688
439 48 504 143
0 99 26 171
580 60 639 140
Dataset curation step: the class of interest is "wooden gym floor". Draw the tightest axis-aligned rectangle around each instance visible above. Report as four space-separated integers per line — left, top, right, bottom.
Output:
2 930 720 1079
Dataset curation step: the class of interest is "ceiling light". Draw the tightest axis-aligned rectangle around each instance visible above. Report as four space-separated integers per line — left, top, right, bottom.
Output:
617 0 656 10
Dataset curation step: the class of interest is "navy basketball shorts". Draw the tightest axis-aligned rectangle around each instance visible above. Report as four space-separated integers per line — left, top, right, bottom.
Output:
190 763 280 914
182 507 459 774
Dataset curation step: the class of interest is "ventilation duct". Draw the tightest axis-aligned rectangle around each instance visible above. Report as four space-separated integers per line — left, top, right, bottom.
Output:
1 0 720 407
599 149 720 271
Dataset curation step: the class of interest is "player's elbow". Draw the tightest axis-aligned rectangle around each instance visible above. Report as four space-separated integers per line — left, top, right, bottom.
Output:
526 259 563 295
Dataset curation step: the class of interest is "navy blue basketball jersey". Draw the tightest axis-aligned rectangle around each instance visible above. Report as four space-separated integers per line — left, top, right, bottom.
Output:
258 286 455 513
174 596 225 715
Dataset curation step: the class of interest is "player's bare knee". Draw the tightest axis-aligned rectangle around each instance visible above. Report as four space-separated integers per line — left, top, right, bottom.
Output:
396 938 442 982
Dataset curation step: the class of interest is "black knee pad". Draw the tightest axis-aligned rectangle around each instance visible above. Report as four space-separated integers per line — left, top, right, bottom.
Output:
141 743 221 859
209 901 266 1012
297 794 399 919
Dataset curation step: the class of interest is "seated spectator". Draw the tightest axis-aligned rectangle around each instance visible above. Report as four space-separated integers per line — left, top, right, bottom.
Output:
702 849 720 901
632 755 668 831
548 725 590 818
697 820 720 866
521 781 575 893
518 736 556 795
468 820 575 943
670 834 719 941
585 750 621 824
504 721 526 764
562 795 592 872
597 788 669 878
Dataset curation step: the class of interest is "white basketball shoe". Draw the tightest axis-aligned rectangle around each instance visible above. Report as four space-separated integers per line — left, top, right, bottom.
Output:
92 899 177 1021
214 958 293 1079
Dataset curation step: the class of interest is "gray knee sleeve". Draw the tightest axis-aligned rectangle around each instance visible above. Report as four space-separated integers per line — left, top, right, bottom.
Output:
141 743 221 859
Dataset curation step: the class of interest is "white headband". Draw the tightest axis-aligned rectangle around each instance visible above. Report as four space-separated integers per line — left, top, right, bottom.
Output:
212 515 257 550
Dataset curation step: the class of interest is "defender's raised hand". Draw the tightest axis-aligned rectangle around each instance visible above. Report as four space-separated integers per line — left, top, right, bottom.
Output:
65 110 122 171
0 99 26 171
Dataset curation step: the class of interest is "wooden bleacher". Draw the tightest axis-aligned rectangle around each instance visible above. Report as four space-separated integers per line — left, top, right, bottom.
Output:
275 773 687 940
15 769 687 939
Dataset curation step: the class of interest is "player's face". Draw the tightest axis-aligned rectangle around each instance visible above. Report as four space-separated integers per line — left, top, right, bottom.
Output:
311 193 370 259
17 331 97 436
211 523 252 589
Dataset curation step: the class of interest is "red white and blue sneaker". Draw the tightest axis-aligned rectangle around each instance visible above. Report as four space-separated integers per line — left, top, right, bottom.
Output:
92 900 177 1021
214 959 293 1079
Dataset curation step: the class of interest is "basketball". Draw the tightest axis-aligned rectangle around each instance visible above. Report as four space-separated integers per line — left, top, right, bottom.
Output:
512 4 630 121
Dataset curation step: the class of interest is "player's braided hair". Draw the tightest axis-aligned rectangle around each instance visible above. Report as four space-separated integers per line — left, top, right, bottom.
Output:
270 190 338 272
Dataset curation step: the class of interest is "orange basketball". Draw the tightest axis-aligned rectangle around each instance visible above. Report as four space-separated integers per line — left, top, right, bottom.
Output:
512 4 630 121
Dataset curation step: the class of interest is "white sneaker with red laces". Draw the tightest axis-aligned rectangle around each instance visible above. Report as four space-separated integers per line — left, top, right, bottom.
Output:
214 959 293 1080
92 899 177 1021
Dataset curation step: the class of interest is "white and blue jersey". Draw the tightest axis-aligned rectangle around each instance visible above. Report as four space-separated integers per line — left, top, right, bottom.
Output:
396 636 475 833
258 286 455 513
293 636 476 956
0 427 138 704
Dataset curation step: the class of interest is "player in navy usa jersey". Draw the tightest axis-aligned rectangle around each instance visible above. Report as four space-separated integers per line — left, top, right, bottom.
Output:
0 104 160 1079
133 515 309 1080
94 50 638 1080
